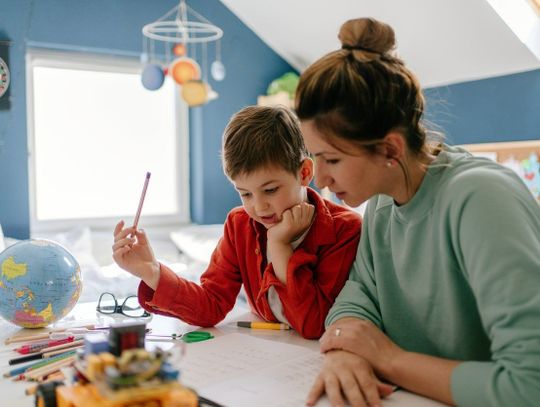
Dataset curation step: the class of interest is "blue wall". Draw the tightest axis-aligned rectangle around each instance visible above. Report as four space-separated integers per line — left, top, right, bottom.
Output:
1 1 539 239
0 0 293 238
424 69 540 145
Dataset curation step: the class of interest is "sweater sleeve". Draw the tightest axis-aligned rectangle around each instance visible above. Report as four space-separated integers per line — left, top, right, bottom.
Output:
324 198 383 329
448 169 540 406
138 219 242 327
260 213 361 339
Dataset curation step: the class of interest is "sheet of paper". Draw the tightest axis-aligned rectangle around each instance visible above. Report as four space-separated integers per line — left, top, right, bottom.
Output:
179 333 447 407
198 350 327 407
180 333 316 389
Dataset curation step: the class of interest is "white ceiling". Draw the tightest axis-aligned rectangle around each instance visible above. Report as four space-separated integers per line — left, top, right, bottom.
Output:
220 0 540 88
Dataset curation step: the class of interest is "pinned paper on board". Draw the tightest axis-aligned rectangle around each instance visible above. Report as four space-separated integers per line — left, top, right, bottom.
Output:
461 140 540 202
501 152 540 201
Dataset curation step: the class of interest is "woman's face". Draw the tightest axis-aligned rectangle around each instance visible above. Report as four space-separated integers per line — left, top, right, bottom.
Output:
301 120 386 207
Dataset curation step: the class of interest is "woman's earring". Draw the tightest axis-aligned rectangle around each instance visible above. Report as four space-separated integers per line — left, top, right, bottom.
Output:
386 160 393 168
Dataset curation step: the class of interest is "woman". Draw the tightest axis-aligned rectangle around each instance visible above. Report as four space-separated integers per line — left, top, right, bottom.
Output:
296 17 540 407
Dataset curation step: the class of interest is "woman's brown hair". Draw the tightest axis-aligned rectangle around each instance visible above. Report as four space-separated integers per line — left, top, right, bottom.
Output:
295 18 431 160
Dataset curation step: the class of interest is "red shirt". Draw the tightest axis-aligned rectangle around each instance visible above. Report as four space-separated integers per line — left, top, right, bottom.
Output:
139 188 361 339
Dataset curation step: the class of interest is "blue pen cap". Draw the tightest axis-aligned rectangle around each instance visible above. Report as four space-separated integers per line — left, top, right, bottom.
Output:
159 362 180 381
84 333 109 356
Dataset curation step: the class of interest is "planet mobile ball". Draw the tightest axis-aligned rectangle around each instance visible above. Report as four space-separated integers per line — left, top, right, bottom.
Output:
170 57 200 85
172 43 186 57
211 60 226 81
181 80 208 107
141 64 165 90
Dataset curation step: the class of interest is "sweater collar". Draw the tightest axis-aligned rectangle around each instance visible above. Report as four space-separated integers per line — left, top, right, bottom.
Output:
392 147 454 223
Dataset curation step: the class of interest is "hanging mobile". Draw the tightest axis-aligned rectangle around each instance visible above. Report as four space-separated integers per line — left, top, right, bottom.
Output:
141 0 223 105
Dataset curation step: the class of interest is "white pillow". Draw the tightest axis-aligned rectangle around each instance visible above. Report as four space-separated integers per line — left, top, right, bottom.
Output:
170 224 223 264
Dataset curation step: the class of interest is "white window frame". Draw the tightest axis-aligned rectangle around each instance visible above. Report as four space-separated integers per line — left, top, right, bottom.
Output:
26 48 190 234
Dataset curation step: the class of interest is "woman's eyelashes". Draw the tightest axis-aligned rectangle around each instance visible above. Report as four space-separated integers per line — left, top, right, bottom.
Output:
313 154 340 165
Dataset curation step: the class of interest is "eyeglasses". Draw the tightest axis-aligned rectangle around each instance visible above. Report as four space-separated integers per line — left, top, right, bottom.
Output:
96 292 150 318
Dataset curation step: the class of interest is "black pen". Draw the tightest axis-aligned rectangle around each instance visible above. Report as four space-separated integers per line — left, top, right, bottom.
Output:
9 352 46 365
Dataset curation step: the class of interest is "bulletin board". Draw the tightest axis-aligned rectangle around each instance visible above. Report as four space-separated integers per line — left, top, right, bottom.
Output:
459 140 540 202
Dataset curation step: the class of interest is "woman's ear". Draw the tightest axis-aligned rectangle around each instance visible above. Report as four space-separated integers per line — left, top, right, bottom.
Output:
299 158 314 186
381 132 406 164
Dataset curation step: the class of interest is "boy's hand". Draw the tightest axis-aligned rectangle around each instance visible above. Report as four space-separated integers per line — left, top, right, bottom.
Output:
267 202 315 245
112 220 161 289
266 202 314 284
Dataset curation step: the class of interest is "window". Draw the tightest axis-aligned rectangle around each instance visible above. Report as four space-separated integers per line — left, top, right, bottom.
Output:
26 49 189 233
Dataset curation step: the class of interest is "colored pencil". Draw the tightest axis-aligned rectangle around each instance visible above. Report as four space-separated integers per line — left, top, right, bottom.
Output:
3 350 76 378
8 340 83 365
4 324 97 345
24 356 75 381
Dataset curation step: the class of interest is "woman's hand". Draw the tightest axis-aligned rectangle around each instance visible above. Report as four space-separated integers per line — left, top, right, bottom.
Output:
306 350 394 407
112 220 160 289
321 318 403 380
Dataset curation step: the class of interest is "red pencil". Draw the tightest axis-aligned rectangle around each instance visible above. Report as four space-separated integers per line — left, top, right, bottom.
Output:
132 172 151 232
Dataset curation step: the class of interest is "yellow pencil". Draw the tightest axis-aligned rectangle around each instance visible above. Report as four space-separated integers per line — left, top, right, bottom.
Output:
237 321 290 330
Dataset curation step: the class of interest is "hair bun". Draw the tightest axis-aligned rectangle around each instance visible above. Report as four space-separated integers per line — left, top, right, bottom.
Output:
338 18 395 56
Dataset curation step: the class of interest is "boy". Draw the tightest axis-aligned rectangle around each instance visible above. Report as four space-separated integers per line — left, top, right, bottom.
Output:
112 106 361 339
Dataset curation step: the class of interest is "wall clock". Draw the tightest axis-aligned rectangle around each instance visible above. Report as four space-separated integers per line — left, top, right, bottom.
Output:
0 40 11 110
0 56 9 98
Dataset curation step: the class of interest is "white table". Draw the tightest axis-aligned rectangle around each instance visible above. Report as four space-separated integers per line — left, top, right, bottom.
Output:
0 301 446 406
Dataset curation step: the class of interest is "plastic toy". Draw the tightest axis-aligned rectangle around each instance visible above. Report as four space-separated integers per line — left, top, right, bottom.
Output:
33 323 215 407
34 347 198 407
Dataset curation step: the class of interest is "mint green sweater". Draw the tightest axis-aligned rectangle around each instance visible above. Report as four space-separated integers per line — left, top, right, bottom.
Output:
326 145 540 406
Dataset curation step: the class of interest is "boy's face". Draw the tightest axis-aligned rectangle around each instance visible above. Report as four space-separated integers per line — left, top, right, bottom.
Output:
232 161 312 229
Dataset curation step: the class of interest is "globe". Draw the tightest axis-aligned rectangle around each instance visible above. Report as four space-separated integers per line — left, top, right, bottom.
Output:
0 239 82 328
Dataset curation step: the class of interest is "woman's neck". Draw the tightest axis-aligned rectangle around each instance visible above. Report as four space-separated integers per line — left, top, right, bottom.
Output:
392 153 436 206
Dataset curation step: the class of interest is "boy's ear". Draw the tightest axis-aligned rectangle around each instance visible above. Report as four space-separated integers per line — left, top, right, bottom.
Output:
299 158 314 186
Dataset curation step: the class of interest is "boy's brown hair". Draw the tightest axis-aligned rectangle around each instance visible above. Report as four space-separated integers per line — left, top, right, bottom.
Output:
222 105 308 180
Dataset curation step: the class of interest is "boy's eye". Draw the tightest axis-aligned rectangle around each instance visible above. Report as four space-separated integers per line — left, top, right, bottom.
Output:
264 187 279 194
325 159 340 164
240 192 251 198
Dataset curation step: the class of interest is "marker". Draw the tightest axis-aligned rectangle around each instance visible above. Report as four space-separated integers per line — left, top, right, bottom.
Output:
237 321 290 330
15 336 75 354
